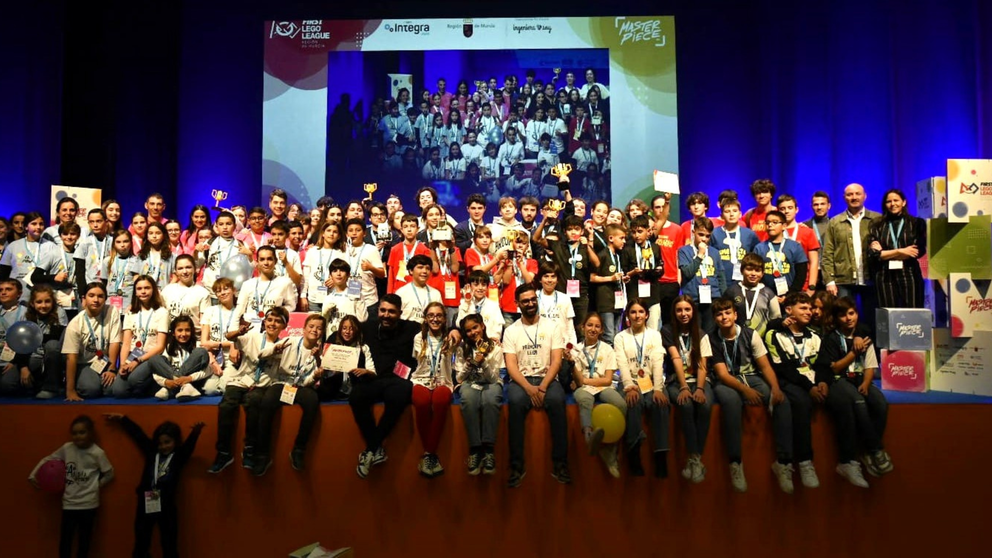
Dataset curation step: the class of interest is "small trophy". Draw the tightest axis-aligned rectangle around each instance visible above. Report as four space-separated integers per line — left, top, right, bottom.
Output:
363 182 378 201
210 189 229 213
477 338 494 357
547 199 566 212
550 163 573 190
553 67 562 75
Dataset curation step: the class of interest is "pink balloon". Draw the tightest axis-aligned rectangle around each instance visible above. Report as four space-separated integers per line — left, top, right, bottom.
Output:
37 460 66 494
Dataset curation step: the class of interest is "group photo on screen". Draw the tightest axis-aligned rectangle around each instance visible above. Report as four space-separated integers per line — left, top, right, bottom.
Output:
325 49 612 217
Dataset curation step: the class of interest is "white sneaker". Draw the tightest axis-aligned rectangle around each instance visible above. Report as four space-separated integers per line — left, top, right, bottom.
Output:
771 462 795 494
729 462 747 492
600 446 620 479
836 461 869 488
691 456 706 484
176 384 201 402
798 460 819 488
154 387 169 401
681 460 694 480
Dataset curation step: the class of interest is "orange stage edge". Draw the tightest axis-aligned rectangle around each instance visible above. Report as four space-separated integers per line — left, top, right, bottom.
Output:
1 403 989 558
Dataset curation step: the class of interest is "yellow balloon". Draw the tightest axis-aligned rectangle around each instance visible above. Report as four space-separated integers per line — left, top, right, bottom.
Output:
591 404 626 444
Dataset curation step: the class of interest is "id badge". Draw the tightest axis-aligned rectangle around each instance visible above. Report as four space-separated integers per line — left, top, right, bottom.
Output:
614 290 625 310
798 365 814 382
488 285 500 302
0 343 15 362
128 348 145 363
395 261 409 281
280 384 298 405
144 490 162 514
566 279 580 298
637 280 651 298
444 281 457 299
774 276 789 296
597 144 604 154
249 312 263 324
347 278 362 297
108 295 124 311
732 263 743 281
698 285 712 304
470 383 484 391
214 348 224 367
393 361 412 380
91 357 108 374
637 374 654 393
888 260 904 270
316 285 328 294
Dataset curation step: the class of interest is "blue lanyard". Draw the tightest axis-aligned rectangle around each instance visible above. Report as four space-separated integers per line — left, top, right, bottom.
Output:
593 229 606 248
583 341 600 378
218 238 237 268
838 332 863 372
791 334 807 364
95 237 108 261
888 220 904 249
217 307 234 341
812 221 822 244
255 334 268 383
254 279 274 315
427 334 443 377
678 333 692 370
637 242 654 269
135 309 154 347
25 240 40 265
767 241 784 273
632 329 646 368
721 327 740 373
569 244 579 277
60 250 74 276
522 322 540 347
412 284 432 308
111 257 129 293
348 244 366 277
294 338 313 385
538 291 558 315
403 241 420 263
611 249 622 285
84 310 106 354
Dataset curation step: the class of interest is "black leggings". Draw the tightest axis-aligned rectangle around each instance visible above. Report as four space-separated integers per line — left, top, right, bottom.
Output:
133 501 179 558
60 508 96 558
257 385 320 455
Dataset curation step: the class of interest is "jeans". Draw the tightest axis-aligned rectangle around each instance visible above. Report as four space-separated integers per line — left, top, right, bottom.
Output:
573 387 627 429
257 384 320 456
111 359 156 398
666 382 714 455
202 359 239 396
825 379 888 462
713 376 793 463
781 382 814 462
599 310 621 346
0 340 64 395
625 389 671 451
215 385 267 455
60 508 96 558
75 365 111 399
507 377 568 469
412 385 452 454
348 374 412 452
459 382 503 448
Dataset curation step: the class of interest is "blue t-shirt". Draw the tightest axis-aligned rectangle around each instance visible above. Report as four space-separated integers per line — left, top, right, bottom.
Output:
753 239 807 291
710 226 759 286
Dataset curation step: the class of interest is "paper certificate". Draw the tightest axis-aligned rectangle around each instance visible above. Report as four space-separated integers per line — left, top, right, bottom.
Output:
321 344 360 372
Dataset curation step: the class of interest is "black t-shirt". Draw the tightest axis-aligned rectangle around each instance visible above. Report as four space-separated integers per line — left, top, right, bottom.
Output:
361 319 420 378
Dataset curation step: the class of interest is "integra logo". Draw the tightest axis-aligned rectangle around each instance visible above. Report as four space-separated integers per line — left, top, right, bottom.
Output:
384 22 431 35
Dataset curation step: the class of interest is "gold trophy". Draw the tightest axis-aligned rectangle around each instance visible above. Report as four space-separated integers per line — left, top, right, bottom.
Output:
550 163 573 189
553 67 561 75
547 198 566 212
210 189 229 213
363 182 378 201
476 338 494 361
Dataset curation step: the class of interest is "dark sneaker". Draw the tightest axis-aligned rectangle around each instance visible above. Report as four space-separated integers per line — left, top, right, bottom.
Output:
241 447 255 470
418 454 433 478
429 454 445 477
290 449 305 471
551 461 572 485
467 452 482 476
872 450 893 475
207 452 233 474
356 450 374 479
587 428 605 456
507 466 526 488
482 452 496 475
252 455 272 477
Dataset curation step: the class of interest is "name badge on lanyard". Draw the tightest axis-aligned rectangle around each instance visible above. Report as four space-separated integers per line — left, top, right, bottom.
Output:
566 279 580 298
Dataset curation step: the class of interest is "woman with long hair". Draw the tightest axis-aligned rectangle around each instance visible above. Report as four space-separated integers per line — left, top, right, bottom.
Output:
867 188 926 308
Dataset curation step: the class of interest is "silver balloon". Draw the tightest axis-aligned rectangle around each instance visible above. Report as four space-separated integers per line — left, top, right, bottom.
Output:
6 321 43 354
220 254 253 290
487 126 504 147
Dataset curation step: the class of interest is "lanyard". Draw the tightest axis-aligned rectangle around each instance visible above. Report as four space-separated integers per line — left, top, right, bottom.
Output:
473 247 492 269
254 279 274 315
427 334 443 377
294 338 312 384
255 334 268 382
632 329 646 369
611 249 622 285
317 248 329 279
638 242 655 269
582 341 600 378
136 309 154 347
538 291 558 316
721 326 740 373
743 284 763 321
812 220 823 244
218 238 237 268
111 257 129 293
84 310 106 355
723 228 739 264
403 241 420 263
59 250 73 276
436 248 451 277
784 225 799 242
791 334 807 364
25 240 40 265
96 237 108 261
888 220 904 249
216 307 234 341
348 244 366 277
569 244 579 277
412 284 433 308
678 333 692 370
473 297 485 315
146 252 163 281
767 242 784 273
250 232 265 252
838 332 862 373
593 229 606 248
522 321 540 348
152 452 174 489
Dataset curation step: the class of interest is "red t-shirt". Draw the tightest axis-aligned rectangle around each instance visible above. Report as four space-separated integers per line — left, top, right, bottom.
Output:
655 222 684 284
680 216 726 244
387 240 432 293
743 206 775 242
428 249 463 307
464 246 496 276
499 258 539 313
784 223 822 290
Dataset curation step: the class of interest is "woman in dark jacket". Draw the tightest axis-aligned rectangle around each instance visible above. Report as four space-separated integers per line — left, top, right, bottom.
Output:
867 188 926 308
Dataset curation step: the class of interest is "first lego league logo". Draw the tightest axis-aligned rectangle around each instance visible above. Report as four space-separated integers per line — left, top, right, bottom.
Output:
960 167 992 195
